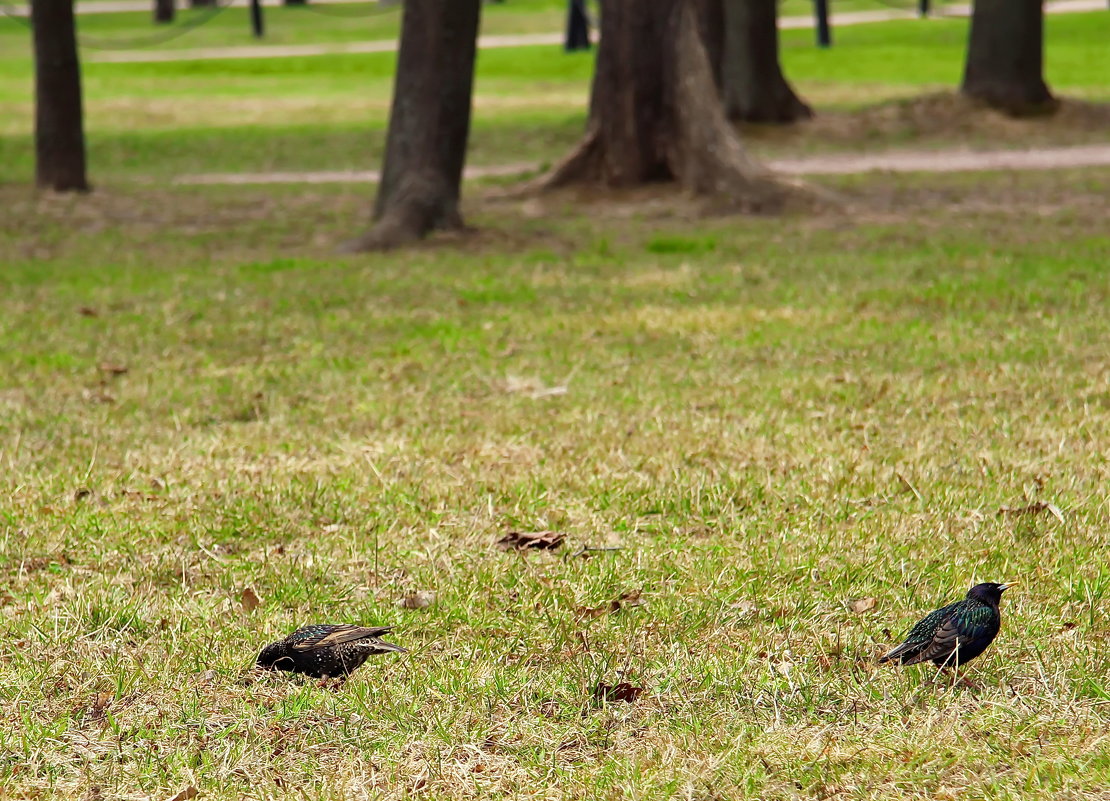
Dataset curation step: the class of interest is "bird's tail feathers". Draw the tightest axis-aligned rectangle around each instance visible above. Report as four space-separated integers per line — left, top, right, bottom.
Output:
878 641 920 664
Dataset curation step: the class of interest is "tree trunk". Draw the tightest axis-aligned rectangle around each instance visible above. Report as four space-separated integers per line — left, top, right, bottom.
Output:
31 0 89 192
961 0 1056 116
189 0 215 8
284 0 307 7
543 0 789 211
720 0 811 123
153 0 175 23
565 0 590 51
346 0 481 251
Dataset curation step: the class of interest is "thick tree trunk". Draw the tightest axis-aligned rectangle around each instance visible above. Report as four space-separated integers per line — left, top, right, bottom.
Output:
543 0 789 211
31 0 89 192
346 0 481 251
721 0 811 123
961 0 1056 116
154 0 175 23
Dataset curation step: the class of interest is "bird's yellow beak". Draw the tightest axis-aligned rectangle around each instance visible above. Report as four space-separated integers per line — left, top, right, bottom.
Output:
999 580 1019 591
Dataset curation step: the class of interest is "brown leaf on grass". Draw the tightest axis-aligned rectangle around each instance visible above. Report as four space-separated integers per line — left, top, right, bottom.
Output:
166 787 199 801
73 488 92 501
593 682 645 704
848 597 877 614
239 587 261 613
77 306 99 318
92 692 112 711
396 590 436 609
997 501 1065 524
575 589 643 619
97 362 129 376
497 531 564 551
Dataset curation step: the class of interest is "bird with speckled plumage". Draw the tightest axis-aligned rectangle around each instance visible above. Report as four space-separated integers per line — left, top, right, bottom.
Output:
257 624 406 678
879 582 1016 671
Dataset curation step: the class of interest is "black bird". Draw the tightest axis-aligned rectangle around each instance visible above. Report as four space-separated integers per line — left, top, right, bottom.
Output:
256 624 406 678
879 581 1016 671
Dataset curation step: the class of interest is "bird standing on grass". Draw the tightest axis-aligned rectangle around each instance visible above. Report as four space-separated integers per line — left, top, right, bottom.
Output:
878 582 1016 676
256 624 406 678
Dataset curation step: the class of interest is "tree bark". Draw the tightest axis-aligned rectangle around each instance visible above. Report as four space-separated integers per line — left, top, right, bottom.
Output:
31 0 89 192
543 0 789 211
961 0 1056 116
154 0 175 23
346 0 482 251
720 0 811 123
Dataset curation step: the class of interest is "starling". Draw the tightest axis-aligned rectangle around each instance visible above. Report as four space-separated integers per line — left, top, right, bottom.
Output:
256 624 406 678
878 582 1016 670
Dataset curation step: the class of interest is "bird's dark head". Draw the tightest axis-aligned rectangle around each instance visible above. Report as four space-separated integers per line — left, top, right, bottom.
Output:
967 581 1017 605
256 642 284 670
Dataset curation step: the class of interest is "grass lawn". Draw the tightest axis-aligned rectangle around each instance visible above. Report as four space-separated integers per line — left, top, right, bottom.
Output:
0 10 1108 183
2 167 1110 799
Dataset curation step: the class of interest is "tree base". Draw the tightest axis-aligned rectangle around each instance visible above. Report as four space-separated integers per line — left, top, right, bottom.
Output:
960 83 1059 118
538 1 824 215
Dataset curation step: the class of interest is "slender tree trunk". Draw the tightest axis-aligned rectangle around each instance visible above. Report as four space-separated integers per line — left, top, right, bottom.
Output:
154 0 175 23
543 0 790 210
31 0 89 192
961 0 1055 116
345 0 481 251
565 0 590 51
720 0 811 123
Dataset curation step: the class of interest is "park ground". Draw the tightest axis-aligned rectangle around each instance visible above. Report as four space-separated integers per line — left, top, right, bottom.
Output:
2 3 1110 800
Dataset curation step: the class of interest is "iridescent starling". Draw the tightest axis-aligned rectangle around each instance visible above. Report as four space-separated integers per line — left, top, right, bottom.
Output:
256 624 406 678
879 582 1016 669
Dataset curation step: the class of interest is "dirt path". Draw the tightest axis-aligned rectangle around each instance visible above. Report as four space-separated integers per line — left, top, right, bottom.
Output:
84 0 1105 64
172 144 1110 186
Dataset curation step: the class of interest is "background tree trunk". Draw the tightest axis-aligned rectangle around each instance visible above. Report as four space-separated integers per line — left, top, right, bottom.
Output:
565 0 590 51
283 0 307 7
189 0 215 8
346 0 481 251
961 0 1055 116
720 0 811 123
153 0 175 23
31 0 89 192
543 0 789 210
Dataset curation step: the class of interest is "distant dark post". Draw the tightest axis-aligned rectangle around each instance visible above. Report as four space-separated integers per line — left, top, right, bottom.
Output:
565 0 590 51
154 0 174 22
814 0 831 47
250 0 264 37
284 0 307 6
189 0 215 7
918 0 930 16
30 0 89 191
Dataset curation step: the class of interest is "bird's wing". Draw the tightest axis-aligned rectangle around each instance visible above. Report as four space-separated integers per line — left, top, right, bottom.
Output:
291 624 395 651
878 605 953 663
911 603 994 666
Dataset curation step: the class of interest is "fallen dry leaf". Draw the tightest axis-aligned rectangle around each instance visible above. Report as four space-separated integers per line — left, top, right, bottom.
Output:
166 787 199 801
239 587 261 613
997 501 1065 524
497 531 564 551
593 682 645 704
73 488 91 501
396 590 436 609
97 362 129 376
77 306 99 318
92 692 112 711
576 589 644 619
848 597 877 614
